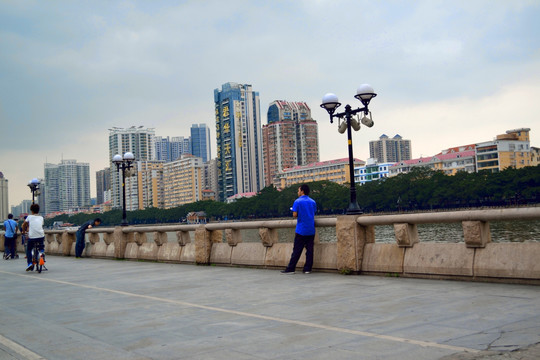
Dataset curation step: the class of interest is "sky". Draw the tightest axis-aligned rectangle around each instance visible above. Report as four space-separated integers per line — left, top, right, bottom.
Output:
1 0 540 208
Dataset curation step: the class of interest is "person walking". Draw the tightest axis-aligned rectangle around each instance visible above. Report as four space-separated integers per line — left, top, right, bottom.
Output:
23 204 45 271
281 184 317 274
3 214 19 259
75 218 101 258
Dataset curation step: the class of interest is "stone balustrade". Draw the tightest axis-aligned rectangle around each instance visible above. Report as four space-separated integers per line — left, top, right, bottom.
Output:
2 208 539 283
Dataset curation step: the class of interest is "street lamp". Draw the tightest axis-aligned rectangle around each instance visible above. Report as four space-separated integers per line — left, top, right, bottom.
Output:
27 178 41 204
113 152 135 226
320 84 377 215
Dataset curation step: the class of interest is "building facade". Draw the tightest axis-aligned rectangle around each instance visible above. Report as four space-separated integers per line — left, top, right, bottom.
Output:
356 159 395 185
96 167 111 205
276 158 365 189
109 126 155 209
10 200 32 219
262 100 319 187
369 134 412 163
0 172 8 220
133 161 164 210
214 83 264 201
389 145 477 177
476 128 533 172
190 124 211 163
155 136 191 162
163 155 205 208
44 160 91 215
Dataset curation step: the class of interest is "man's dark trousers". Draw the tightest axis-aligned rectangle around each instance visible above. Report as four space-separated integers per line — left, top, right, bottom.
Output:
285 233 315 272
4 236 16 258
75 230 85 257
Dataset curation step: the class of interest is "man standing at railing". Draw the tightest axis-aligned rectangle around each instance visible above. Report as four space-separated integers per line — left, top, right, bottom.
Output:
75 218 101 258
281 184 317 275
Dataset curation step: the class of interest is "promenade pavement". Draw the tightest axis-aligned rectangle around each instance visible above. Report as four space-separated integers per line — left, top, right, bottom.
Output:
0 256 539 360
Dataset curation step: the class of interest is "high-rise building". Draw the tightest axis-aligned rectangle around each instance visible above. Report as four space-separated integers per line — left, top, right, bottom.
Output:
263 100 319 187
132 161 164 210
163 155 204 208
190 124 211 163
0 172 8 220
214 83 264 201
109 126 155 209
155 136 191 162
11 200 32 219
369 134 412 163
44 160 91 215
96 168 111 205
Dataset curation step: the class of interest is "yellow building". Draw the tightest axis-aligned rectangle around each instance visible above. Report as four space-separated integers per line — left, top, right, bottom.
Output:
163 155 204 208
276 158 365 189
476 128 533 172
136 161 164 209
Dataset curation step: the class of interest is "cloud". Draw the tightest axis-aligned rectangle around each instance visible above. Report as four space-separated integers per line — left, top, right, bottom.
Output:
1 0 539 207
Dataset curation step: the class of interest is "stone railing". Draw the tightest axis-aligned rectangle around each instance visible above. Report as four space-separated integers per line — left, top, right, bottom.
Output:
2 207 539 283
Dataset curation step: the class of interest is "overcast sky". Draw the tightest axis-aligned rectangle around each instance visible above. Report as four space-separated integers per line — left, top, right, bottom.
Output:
1 0 539 208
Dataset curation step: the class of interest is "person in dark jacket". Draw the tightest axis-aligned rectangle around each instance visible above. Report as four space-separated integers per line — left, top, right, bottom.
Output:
75 218 101 258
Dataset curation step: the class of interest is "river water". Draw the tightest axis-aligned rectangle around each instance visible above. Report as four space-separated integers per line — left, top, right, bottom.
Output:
166 219 540 244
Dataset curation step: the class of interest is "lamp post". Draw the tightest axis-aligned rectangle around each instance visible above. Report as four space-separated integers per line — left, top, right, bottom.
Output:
27 178 41 204
113 152 135 226
320 84 377 215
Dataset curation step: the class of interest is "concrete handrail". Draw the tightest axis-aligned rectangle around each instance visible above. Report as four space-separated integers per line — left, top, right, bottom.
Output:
356 207 540 225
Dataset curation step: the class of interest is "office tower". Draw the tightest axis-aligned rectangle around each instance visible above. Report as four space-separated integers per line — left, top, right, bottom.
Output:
96 168 111 205
214 83 264 201
44 160 91 215
190 124 211 163
163 155 204 208
263 100 319 186
109 126 155 209
0 172 8 220
155 136 191 162
369 134 412 163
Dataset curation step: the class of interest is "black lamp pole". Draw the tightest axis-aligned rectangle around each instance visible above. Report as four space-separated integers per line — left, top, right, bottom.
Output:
321 85 377 215
27 178 40 205
113 152 135 226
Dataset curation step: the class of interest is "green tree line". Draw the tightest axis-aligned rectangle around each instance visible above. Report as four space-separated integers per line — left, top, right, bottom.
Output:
44 165 540 227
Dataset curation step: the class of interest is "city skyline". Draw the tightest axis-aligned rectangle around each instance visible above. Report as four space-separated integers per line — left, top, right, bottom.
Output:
1 1 539 207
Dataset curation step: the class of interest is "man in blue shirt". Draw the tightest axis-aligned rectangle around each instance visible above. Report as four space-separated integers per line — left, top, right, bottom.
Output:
3 214 19 259
281 184 317 274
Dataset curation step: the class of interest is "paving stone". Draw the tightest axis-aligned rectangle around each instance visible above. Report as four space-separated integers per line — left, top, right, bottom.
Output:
0 256 539 360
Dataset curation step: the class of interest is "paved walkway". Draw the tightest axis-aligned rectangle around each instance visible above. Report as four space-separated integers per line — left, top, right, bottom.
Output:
0 256 539 360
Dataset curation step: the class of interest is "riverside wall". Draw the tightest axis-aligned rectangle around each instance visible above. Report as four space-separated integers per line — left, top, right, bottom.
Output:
2 207 540 284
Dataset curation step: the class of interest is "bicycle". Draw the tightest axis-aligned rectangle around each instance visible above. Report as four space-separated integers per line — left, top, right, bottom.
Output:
30 241 47 273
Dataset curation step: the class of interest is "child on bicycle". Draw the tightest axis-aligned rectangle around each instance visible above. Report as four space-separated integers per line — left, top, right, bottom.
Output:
22 204 45 271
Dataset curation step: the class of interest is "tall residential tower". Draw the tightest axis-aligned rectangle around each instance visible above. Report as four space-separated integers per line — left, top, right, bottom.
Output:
190 124 211 163
44 160 91 215
263 100 319 187
369 134 412 163
214 83 264 201
108 126 155 209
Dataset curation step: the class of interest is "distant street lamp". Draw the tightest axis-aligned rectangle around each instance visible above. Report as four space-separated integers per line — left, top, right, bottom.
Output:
320 84 377 215
113 152 135 226
27 178 41 205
